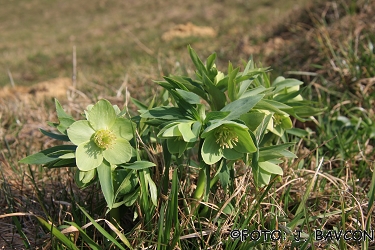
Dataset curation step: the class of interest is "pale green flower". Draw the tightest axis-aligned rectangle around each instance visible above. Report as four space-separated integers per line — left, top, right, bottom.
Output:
201 121 257 165
67 99 135 171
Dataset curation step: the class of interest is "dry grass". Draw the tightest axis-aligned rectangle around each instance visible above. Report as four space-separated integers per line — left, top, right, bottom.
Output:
1 0 375 249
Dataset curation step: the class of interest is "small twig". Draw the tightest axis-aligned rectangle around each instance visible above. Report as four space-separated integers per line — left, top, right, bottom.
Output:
7 69 15 87
116 74 128 98
123 28 154 56
72 45 77 89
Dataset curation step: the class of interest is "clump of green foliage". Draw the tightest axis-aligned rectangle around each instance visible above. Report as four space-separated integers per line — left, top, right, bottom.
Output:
19 46 321 249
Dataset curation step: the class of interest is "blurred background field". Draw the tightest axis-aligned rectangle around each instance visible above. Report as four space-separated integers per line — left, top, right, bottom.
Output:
1 0 375 249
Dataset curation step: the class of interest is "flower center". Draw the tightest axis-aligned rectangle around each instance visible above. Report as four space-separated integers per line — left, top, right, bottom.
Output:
93 129 116 149
215 126 239 149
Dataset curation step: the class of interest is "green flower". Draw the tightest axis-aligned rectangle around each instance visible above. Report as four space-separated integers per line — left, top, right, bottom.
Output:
67 99 135 171
157 120 200 157
201 121 257 165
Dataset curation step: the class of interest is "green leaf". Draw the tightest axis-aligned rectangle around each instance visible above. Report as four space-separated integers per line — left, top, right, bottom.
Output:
201 135 223 165
36 216 79 250
56 117 76 135
122 188 140 206
77 205 130 250
259 161 283 175
19 145 77 165
273 78 303 93
206 52 217 70
202 72 226 111
175 89 201 104
65 222 102 250
279 149 297 158
78 168 96 183
223 148 243 160
221 94 264 120
204 111 230 123
163 76 207 101
188 45 207 78
58 152 75 159
121 161 156 170
258 168 272 186
255 114 272 144
51 158 76 168
39 128 70 141
218 161 230 190
259 143 294 155
55 99 74 120
167 138 188 157
227 64 240 102
158 123 181 137
145 173 158 206
131 97 148 110
140 106 186 120
286 128 309 137
254 100 290 115
114 170 137 198
97 161 114 209
88 99 117 130
19 152 57 165
240 112 265 131
240 85 271 99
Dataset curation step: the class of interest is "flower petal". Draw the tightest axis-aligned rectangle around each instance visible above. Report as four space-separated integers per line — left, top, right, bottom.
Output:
233 128 257 153
76 141 103 171
111 118 135 140
223 148 243 160
103 138 133 164
67 120 95 145
201 135 223 165
87 99 117 130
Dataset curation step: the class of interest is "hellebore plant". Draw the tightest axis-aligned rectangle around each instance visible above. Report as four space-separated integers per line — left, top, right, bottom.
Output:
20 46 323 244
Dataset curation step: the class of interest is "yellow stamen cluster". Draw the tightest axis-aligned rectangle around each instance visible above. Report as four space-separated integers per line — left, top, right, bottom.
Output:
273 114 282 126
215 126 239 149
93 129 116 149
